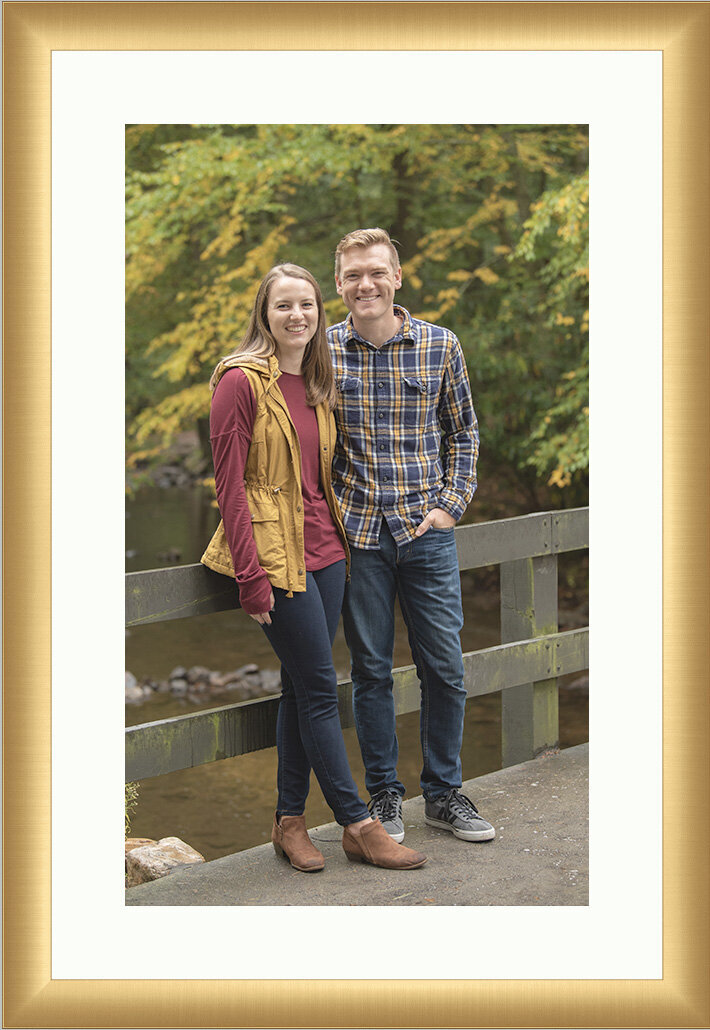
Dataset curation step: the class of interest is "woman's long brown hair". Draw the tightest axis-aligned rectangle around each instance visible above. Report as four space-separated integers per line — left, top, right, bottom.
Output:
209 263 336 408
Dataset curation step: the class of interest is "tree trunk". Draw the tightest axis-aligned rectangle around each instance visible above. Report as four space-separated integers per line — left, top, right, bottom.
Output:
196 417 213 468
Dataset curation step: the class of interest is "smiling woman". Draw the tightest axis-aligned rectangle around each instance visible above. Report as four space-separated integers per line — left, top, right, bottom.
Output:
266 277 319 372
199 263 428 874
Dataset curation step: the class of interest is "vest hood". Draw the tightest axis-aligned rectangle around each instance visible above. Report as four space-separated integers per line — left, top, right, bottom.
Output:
211 352 280 391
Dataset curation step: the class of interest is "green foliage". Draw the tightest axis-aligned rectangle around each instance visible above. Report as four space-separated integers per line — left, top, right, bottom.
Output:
125 780 140 837
126 124 589 502
518 173 589 490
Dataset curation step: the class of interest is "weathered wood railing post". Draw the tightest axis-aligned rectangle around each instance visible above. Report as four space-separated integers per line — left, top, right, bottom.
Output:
500 531 559 766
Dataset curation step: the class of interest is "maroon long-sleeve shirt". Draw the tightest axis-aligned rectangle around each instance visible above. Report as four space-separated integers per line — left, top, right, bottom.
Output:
210 368 345 615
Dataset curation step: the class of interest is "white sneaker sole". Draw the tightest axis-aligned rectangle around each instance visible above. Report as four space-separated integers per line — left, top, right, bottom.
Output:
383 826 405 843
425 814 496 841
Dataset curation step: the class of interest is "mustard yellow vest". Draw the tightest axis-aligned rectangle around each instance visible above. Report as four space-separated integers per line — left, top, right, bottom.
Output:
201 353 349 596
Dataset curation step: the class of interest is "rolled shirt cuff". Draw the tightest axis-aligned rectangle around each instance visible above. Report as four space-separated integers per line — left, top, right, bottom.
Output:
436 491 469 523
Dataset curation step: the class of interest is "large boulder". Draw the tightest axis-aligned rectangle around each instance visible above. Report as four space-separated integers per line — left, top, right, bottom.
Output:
125 836 205 887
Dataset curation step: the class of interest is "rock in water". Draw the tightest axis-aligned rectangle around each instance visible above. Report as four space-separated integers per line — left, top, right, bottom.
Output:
125 836 205 887
186 665 210 684
125 837 156 859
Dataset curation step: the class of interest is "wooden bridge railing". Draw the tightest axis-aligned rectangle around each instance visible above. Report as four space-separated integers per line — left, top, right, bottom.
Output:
125 508 589 781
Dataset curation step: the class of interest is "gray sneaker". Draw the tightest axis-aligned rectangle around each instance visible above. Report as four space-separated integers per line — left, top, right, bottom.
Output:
368 788 405 842
425 789 496 841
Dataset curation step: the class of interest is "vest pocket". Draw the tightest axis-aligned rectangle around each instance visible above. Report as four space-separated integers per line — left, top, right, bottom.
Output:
248 497 279 522
247 488 285 576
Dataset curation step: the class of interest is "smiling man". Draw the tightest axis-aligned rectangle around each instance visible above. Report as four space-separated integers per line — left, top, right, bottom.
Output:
327 227 496 845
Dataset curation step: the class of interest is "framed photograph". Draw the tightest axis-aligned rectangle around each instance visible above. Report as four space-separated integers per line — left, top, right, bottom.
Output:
4 2 708 1027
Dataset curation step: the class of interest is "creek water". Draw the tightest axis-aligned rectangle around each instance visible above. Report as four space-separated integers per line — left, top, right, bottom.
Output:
126 485 588 861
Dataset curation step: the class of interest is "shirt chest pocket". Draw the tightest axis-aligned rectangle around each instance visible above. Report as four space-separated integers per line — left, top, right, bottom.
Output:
402 375 437 427
337 376 363 426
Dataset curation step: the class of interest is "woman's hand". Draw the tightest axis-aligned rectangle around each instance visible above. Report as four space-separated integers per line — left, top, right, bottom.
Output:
250 591 275 625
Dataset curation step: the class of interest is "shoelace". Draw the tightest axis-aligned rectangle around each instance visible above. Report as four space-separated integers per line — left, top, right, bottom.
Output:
445 790 479 820
368 790 401 822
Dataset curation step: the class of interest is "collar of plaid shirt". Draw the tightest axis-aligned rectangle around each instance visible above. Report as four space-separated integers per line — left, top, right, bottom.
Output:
327 305 478 549
339 304 416 348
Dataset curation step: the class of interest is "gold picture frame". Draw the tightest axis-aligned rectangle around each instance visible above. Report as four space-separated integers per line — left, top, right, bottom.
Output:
3 2 708 1026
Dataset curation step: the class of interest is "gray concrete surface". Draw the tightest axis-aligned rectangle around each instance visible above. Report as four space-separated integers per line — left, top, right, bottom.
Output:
125 742 588 907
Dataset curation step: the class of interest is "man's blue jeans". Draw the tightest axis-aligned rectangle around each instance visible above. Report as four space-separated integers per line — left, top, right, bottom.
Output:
342 522 467 801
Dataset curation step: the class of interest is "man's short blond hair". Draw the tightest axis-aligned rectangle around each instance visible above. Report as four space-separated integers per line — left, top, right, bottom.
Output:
334 227 400 276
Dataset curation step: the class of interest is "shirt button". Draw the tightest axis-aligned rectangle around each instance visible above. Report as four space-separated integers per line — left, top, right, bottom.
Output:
378 382 384 388
379 443 385 450
298 569 304 575
296 505 302 512
378 412 385 419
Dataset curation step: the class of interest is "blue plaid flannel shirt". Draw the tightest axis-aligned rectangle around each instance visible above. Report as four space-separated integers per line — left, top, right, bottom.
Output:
327 305 478 549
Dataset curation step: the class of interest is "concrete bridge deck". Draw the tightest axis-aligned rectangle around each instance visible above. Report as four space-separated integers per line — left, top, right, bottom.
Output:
125 743 588 907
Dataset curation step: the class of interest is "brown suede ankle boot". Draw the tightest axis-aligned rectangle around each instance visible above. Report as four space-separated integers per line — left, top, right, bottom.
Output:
271 812 325 872
342 818 427 869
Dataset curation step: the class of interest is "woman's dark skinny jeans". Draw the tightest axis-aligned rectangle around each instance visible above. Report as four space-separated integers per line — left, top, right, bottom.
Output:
261 559 370 827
